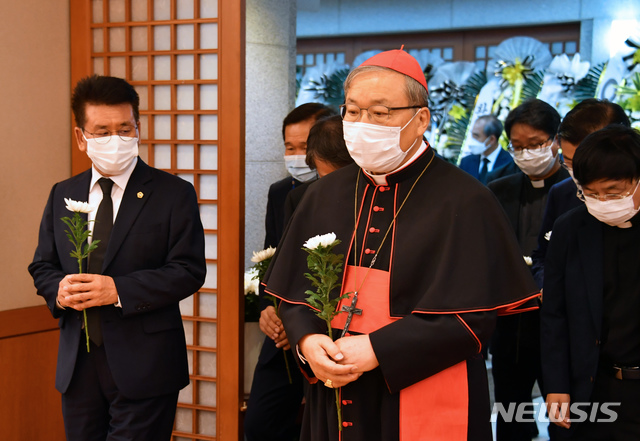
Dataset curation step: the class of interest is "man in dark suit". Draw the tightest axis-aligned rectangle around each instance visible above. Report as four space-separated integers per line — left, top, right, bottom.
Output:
488 99 567 441
245 103 334 441
530 99 630 287
283 115 354 222
262 103 334 249
542 125 640 439
28 75 206 441
459 114 512 184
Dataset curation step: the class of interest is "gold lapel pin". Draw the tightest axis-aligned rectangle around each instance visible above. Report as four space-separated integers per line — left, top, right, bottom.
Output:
137 192 144 199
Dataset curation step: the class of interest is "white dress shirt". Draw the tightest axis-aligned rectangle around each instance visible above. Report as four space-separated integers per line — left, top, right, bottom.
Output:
87 157 138 238
479 145 502 174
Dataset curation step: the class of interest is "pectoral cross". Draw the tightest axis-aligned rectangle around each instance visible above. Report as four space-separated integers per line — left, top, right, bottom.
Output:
340 291 362 338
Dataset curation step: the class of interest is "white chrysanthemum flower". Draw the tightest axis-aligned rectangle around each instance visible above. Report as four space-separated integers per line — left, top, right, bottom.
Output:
251 246 276 263
64 198 95 213
303 233 337 250
523 256 533 266
244 268 259 295
547 53 590 83
544 231 552 241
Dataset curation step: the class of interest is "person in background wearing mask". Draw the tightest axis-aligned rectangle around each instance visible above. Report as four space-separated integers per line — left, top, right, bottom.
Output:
28 75 206 440
283 114 355 221
542 125 640 440
487 98 567 441
244 103 334 441
262 48 539 441
459 115 513 184
530 99 630 288
263 103 334 250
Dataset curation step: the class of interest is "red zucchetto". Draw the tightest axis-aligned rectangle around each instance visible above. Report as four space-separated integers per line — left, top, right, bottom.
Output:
361 46 428 92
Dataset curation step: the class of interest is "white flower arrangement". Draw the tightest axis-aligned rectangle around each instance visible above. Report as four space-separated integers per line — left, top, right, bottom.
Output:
64 198 95 214
303 233 337 250
61 198 99 352
244 267 259 296
302 233 347 431
251 246 276 263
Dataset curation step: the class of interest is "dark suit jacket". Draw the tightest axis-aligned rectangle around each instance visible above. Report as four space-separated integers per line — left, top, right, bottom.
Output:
29 159 206 400
264 176 301 249
530 178 583 287
283 182 311 226
487 170 527 230
541 205 604 424
486 160 520 183
459 148 513 183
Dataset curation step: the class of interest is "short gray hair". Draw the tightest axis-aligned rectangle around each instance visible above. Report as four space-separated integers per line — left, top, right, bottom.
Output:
344 65 429 108
476 115 503 139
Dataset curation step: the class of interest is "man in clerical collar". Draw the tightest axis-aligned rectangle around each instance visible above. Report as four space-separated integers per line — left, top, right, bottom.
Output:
263 48 539 441
487 98 569 441
542 124 640 440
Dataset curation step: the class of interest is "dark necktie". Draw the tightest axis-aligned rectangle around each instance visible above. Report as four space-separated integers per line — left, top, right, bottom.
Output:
86 178 114 346
478 157 490 184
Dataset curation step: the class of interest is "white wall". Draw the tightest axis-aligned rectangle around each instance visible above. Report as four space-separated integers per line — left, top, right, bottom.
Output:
245 0 297 269
0 0 70 311
297 0 640 64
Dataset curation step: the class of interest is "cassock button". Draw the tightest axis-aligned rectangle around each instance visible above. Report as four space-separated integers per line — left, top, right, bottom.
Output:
364 248 372 254
378 187 385 192
373 206 384 212
342 400 352 405
369 227 380 233
342 422 353 427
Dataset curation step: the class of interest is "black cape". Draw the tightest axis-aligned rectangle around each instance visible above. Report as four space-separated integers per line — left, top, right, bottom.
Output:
264 146 539 441
265 147 538 315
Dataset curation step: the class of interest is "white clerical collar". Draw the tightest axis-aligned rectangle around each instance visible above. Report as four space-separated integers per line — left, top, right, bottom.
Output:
364 140 428 186
530 179 545 188
90 156 138 193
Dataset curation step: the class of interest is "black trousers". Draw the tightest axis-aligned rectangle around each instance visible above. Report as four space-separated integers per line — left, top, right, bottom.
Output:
491 312 543 441
62 341 179 441
244 337 304 441
571 371 640 440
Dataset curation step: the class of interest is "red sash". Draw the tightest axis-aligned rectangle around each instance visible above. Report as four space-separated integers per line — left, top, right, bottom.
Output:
331 265 469 441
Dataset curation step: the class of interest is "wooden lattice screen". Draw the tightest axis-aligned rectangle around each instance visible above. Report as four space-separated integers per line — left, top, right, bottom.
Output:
69 0 244 439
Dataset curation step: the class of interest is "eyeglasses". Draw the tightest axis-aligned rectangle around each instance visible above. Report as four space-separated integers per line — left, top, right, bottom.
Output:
507 137 553 154
577 180 640 202
83 126 138 144
339 104 421 124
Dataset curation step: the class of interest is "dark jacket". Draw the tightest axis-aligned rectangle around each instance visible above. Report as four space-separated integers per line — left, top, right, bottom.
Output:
29 159 206 399
459 148 514 184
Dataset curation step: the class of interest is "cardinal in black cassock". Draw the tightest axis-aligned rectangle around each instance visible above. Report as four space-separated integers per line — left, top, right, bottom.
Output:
263 49 539 441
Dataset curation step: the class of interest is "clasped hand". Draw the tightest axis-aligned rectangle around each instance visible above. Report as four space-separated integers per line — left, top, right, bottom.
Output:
259 305 291 350
57 274 118 310
298 333 379 388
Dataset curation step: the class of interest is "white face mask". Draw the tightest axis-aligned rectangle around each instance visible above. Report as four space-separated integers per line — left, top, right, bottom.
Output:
467 137 489 156
284 154 317 183
83 133 139 176
343 110 420 174
512 145 557 177
582 181 640 227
